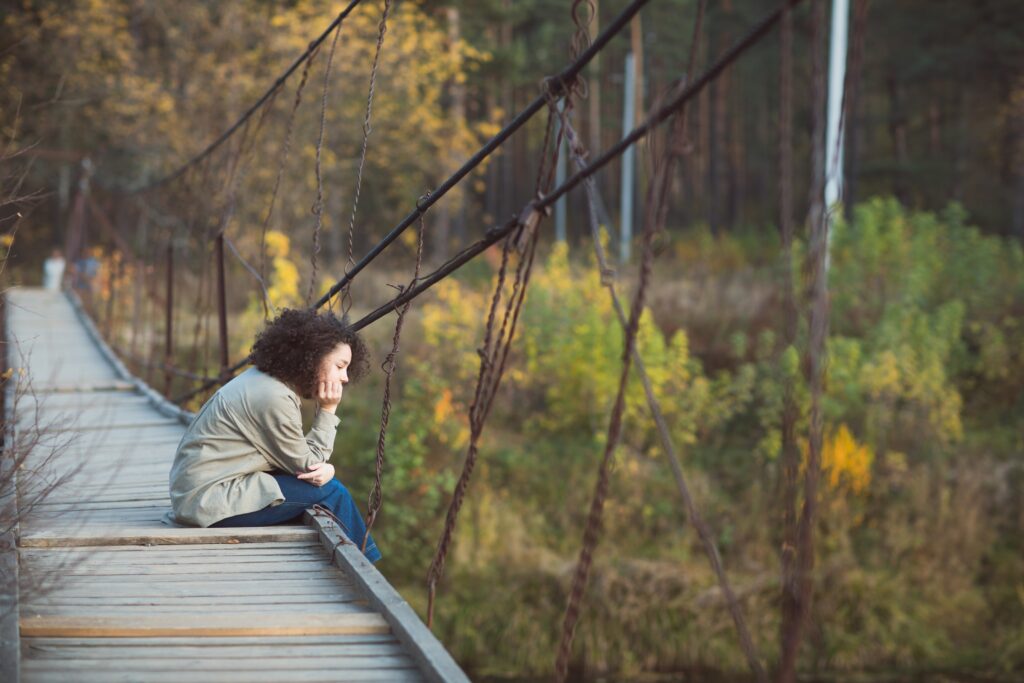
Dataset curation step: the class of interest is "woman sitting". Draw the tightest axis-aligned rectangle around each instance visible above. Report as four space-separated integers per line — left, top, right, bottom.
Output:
166 308 381 563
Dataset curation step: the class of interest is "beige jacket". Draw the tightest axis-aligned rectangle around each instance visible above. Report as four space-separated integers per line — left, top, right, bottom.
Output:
166 367 340 527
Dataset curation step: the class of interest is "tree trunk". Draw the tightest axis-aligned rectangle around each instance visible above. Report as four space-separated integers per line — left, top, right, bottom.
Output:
588 0 602 165
693 34 710 229
1009 72 1024 238
431 6 467 262
844 59 863 218
631 14 646 233
777 1 828 680
499 1 515 225
887 74 909 204
952 90 969 203
729 64 744 228
708 67 720 235
777 4 801 680
447 6 467 246
484 75 500 225
709 3 733 235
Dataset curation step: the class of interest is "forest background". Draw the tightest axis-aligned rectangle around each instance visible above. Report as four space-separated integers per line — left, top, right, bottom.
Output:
2 0 1024 680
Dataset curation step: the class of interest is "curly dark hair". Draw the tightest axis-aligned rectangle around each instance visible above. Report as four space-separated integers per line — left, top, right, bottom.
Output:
250 308 370 399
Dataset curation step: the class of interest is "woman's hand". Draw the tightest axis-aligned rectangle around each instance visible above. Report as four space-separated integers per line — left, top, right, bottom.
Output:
297 461 335 487
317 380 344 414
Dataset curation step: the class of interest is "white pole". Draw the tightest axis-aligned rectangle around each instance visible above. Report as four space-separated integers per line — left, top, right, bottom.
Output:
825 0 850 210
825 0 850 271
620 51 636 263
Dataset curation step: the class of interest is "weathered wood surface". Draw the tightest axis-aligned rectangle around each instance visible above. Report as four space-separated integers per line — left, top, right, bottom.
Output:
5 288 466 682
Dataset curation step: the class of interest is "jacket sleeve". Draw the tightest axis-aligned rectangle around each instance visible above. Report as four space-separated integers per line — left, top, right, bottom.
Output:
250 391 340 475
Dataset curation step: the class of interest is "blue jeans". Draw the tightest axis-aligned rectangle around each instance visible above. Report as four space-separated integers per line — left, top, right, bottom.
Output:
210 472 381 563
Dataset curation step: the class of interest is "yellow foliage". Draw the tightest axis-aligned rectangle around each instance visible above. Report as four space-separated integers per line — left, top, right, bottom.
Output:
434 388 454 425
263 230 289 258
803 424 874 495
263 230 300 310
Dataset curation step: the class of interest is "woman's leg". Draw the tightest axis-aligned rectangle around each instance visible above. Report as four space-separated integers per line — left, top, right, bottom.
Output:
304 477 382 564
210 473 381 563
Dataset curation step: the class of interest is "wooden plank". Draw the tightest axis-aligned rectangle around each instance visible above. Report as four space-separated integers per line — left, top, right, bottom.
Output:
22 573 346 589
28 475 172 488
29 446 178 462
20 562 341 579
23 504 169 518
27 382 136 393
19 612 391 637
21 558 336 576
34 401 157 415
24 475 168 491
22 474 171 490
29 393 150 408
22 549 325 565
307 513 471 683
29 449 178 465
18 667 424 683
21 655 416 670
21 571 355 590
44 426 183 443
22 512 174 527
21 406 177 424
21 602 372 616
21 557 328 574
47 433 182 447
37 489 170 502
20 540 317 555
21 459 174 477
19 525 318 547
23 547 328 563
28 496 171 510
23 595 366 608
23 634 399 646
23 641 406 659
20 580 358 599
39 418 181 432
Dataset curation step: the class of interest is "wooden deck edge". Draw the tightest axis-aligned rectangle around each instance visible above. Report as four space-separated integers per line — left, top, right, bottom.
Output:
63 289 196 426
306 511 471 683
1 290 21 681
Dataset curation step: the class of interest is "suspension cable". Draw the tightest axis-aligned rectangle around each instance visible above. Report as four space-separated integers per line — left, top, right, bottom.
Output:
310 0 653 311
172 0 798 405
340 0 393 315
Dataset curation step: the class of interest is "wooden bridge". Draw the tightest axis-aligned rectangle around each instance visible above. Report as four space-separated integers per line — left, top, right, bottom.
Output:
1 287 469 682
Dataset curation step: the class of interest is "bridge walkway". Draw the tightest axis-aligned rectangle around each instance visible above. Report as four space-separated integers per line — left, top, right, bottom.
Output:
2 287 468 683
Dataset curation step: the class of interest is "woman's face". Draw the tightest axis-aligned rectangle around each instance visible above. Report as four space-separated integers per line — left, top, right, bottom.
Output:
317 342 353 386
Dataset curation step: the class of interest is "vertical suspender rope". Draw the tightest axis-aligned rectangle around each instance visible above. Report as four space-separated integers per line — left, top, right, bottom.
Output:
259 45 320 319
306 21 344 306
362 192 428 552
340 0 393 315
555 108 768 682
425 103 562 628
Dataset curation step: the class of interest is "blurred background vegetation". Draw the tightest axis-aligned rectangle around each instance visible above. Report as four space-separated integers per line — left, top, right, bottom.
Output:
2 0 1023 680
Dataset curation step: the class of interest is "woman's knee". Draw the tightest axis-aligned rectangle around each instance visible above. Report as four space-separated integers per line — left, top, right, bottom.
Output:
322 478 348 498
